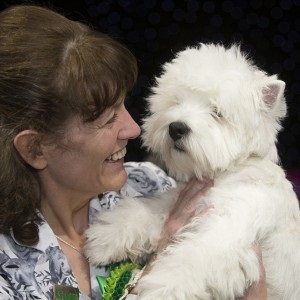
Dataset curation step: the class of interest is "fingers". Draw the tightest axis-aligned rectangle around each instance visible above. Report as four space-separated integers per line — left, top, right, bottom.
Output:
253 244 266 279
178 178 213 214
239 244 267 300
179 178 212 201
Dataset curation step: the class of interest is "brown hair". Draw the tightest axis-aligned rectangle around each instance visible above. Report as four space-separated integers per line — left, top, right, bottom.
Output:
0 5 138 245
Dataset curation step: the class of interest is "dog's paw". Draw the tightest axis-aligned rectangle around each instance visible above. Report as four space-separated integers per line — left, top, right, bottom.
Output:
84 215 130 266
84 198 165 266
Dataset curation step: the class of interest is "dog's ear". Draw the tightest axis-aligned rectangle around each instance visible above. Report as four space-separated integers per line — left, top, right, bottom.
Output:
262 80 285 110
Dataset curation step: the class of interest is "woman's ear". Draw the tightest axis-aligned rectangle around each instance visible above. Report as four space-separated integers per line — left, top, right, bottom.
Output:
13 130 47 170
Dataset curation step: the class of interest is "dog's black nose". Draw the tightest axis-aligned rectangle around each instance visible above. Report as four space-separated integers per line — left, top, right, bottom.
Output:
169 121 190 141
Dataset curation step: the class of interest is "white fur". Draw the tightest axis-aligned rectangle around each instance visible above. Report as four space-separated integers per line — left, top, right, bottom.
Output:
85 44 300 299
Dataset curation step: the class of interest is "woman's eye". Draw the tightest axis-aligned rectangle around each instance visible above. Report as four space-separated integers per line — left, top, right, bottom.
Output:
106 113 118 125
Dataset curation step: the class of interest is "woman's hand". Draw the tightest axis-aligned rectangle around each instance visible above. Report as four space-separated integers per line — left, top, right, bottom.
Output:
157 178 213 252
240 245 267 300
148 178 213 263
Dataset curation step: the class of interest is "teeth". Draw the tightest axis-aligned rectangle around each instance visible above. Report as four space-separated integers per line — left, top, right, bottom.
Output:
106 148 127 161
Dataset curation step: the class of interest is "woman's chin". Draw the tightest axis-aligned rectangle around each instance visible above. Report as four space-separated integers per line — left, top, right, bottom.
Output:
101 159 127 191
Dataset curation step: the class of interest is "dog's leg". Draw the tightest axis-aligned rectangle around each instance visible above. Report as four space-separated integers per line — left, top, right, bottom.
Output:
84 192 177 266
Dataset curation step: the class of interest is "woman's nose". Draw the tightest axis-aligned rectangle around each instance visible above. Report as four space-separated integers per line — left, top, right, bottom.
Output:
119 107 141 140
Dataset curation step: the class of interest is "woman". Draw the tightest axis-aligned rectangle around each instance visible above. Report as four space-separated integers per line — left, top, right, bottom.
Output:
0 5 266 299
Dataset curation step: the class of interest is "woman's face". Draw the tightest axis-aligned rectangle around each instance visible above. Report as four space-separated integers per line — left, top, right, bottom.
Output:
40 99 141 199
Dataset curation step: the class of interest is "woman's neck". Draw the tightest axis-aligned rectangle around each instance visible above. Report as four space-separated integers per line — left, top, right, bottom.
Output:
40 194 90 240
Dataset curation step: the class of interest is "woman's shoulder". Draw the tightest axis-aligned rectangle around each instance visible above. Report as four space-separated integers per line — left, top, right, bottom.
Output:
122 161 177 197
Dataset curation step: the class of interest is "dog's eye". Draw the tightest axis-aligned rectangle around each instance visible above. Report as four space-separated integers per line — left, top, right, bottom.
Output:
212 107 223 119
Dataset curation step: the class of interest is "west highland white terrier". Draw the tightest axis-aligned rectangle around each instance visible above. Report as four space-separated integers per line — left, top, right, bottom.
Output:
85 43 300 299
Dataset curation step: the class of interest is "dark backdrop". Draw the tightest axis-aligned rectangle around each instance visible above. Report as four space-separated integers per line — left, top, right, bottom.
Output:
1 0 299 170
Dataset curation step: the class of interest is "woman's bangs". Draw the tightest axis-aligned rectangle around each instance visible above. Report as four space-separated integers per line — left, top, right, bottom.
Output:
80 69 123 122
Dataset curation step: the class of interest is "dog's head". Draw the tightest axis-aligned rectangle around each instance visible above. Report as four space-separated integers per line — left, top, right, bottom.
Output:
142 43 286 181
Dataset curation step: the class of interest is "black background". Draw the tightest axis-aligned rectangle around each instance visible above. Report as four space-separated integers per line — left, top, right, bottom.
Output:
1 0 299 170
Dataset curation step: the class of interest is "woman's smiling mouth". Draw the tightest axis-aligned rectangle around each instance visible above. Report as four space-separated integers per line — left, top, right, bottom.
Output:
106 148 127 161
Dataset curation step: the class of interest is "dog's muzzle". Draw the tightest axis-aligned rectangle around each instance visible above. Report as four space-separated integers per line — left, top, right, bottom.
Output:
169 121 190 151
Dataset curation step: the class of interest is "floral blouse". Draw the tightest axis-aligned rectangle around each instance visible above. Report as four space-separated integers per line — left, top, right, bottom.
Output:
0 162 176 300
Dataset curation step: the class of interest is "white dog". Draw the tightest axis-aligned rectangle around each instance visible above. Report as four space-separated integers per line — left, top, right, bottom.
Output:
85 44 300 299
